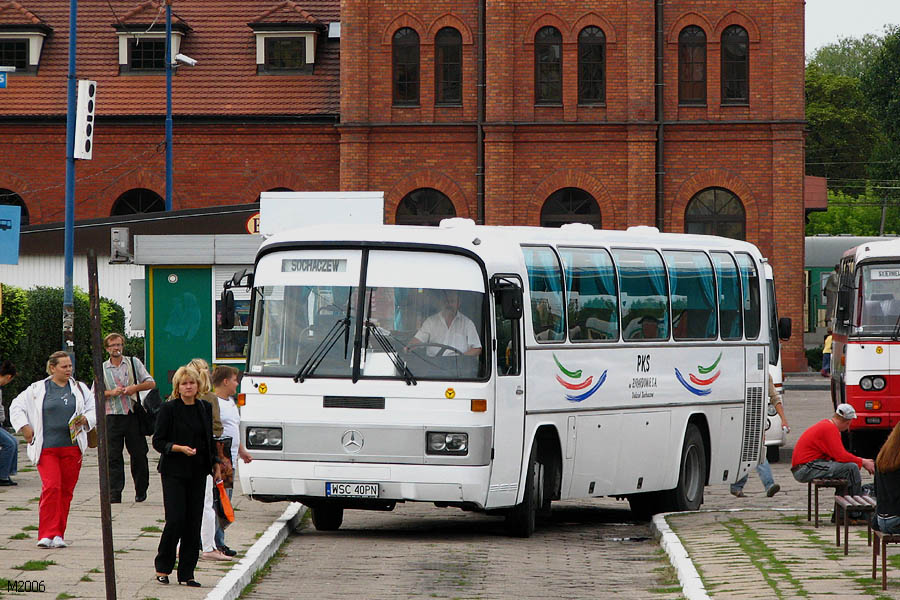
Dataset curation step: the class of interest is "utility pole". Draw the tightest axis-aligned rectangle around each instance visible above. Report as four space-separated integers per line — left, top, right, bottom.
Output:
62 0 77 357
165 0 173 211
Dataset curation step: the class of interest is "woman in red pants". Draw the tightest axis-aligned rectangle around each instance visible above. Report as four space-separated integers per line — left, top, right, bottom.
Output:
9 351 96 548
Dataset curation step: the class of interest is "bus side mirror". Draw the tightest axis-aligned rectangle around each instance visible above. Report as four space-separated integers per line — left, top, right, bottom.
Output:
500 288 523 320
221 289 235 330
778 317 792 341
231 268 254 289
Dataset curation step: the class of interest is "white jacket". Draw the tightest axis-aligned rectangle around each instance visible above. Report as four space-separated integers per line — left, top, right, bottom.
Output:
9 377 97 466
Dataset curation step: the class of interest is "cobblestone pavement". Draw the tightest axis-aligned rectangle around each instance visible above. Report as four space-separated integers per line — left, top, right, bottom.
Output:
0 441 286 599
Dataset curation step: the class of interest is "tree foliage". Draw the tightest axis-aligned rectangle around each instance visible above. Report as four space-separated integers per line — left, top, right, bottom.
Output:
808 32 887 79
0 284 28 359
806 189 900 236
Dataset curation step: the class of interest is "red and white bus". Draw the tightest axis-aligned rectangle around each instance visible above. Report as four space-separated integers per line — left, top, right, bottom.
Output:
831 238 900 455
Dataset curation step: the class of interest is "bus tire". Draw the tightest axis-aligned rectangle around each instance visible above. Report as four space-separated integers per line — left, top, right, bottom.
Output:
311 505 344 531
663 424 707 512
506 445 543 538
627 491 662 520
766 444 780 463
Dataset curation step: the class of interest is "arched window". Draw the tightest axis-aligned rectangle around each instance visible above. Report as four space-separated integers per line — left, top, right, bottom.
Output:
721 25 749 104
0 189 29 226
678 26 706 105
393 27 420 106
111 188 165 216
685 187 745 240
534 26 562 104
396 188 456 226
578 26 606 104
540 188 601 228
435 27 462 105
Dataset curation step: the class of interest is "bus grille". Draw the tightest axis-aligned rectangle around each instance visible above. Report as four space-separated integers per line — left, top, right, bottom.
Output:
740 386 764 463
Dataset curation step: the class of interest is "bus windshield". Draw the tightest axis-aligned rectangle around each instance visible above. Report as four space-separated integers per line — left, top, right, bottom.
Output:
247 249 488 381
856 264 900 335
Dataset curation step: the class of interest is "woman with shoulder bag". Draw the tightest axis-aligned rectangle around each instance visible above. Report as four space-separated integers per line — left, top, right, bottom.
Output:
876 422 900 533
9 351 97 549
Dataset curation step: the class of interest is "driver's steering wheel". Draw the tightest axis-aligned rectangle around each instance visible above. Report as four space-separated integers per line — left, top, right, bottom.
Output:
407 342 460 357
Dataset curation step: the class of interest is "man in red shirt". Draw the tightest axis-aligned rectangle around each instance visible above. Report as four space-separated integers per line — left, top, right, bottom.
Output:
791 403 875 496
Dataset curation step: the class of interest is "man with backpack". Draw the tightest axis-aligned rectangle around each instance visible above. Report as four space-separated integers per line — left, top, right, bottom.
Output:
99 333 156 504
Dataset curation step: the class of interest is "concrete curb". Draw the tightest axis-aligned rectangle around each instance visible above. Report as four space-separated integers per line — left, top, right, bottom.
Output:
205 502 307 600
651 513 709 600
652 508 808 600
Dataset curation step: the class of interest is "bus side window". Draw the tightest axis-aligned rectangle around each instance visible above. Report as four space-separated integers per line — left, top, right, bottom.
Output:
664 250 717 340
559 246 619 342
613 248 670 341
735 253 761 339
711 252 743 340
522 246 566 342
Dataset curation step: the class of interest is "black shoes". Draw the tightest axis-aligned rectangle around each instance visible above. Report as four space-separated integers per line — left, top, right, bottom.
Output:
155 575 169 585
110 494 122 504
178 580 201 587
0 478 16 486
135 492 147 503
217 545 237 557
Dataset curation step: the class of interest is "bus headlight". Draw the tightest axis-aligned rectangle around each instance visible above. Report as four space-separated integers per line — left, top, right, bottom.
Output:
860 377 873 391
247 427 283 450
873 376 887 391
767 405 777 417
860 376 886 391
426 432 468 455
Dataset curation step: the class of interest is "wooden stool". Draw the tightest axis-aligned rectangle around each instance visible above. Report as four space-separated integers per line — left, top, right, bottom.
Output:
873 529 900 590
835 495 876 555
807 478 847 528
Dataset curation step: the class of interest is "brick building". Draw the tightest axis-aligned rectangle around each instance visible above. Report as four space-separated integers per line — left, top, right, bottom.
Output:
0 0 807 369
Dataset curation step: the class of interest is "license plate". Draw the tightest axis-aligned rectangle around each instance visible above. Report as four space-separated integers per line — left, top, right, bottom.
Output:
326 482 379 498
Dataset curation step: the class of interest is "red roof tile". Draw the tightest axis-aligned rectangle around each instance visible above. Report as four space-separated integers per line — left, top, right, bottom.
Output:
0 1 339 117
251 1 321 26
119 0 189 28
0 1 47 27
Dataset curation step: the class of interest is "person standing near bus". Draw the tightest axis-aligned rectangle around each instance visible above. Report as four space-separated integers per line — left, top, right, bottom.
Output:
821 331 833 377
0 360 19 486
731 374 789 498
824 264 840 327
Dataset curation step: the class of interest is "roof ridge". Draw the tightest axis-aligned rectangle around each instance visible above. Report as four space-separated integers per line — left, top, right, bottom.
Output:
120 0 186 26
250 1 321 25
0 1 46 26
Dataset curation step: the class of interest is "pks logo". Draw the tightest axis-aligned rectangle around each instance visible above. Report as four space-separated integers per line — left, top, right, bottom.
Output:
674 352 722 397
554 354 607 402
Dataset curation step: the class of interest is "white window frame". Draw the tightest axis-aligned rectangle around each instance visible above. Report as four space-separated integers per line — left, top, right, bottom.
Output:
255 31 315 67
0 31 47 71
117 31 184 67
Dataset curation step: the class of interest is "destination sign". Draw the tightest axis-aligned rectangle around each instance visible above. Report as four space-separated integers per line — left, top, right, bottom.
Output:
871 269 900 280
282 258 347 273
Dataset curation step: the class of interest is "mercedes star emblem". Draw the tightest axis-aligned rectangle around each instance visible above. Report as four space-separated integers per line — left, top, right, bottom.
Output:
341 430 364 453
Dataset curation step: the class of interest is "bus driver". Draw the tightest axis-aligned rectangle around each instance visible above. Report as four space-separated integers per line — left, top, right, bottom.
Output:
407 290 482 356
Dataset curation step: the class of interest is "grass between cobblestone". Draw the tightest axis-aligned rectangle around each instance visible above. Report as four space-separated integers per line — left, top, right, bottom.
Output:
721 518 808 598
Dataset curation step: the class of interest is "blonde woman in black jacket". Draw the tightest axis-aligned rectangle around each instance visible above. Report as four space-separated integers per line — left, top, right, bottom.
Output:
152 365 220 587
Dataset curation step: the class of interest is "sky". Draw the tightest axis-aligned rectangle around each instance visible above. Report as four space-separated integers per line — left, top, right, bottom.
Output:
806 0 900 56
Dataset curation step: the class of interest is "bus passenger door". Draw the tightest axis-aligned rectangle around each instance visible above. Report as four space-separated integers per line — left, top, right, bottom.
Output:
486 278 526 509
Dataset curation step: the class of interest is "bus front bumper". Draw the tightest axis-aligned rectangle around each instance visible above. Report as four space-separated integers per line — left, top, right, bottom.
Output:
240 460 492 507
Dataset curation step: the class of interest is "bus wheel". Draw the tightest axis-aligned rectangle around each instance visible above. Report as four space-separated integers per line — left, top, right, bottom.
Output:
506 445 543 538
311 505 344 531
665 424 707 512
627 492 661 520
766 444 780 463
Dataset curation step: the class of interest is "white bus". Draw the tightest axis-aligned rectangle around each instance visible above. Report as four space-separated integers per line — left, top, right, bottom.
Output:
764 263 792 463
222 220 786 536
831 238 900 455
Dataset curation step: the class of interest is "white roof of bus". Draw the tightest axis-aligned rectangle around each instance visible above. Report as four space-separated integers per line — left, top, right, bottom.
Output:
260 221 762 259
843 238 900 263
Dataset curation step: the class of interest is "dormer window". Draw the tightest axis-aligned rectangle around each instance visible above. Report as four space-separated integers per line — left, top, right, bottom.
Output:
0 28 51 74
129 37 166 71
248 2 326 75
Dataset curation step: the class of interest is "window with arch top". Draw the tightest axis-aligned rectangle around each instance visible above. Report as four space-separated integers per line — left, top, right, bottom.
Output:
435 27 462 105
396 188 456 226
678 26 706 105
0 189 28 226
534 26 562 104
721 25 749 104
540 188 601 228
685 187 745 240
392 27 420 106
111 188 165 216
578 26 606 104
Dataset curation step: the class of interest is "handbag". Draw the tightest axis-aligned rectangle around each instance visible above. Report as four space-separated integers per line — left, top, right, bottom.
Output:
214 479 235 525
87 428 98 449
215 436 234 488
129 357 159 436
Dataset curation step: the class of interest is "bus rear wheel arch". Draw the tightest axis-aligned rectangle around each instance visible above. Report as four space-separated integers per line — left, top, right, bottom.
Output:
505 426 562 537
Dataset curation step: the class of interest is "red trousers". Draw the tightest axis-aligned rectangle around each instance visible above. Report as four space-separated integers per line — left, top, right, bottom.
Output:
37 446 82 540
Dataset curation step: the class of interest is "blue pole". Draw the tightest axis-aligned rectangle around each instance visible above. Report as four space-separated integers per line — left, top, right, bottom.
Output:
63 0 77 354
165 0 173 211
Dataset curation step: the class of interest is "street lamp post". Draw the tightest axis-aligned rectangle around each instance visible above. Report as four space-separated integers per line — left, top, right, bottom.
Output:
165 0 173 212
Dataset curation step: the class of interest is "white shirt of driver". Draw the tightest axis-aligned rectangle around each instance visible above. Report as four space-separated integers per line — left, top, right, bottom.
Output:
415 311 481 356
217 396 240 466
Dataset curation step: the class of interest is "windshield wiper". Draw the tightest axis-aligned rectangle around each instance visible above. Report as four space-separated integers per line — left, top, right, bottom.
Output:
892 312 900 341
294 318 350 383
365 321 417 385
